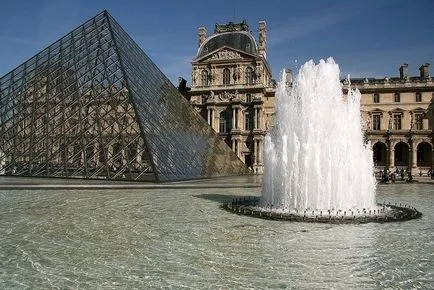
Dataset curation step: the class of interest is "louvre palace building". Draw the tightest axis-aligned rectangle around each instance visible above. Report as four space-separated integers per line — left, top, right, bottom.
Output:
346 63 433 175
186 21 433 175
187 21 276 174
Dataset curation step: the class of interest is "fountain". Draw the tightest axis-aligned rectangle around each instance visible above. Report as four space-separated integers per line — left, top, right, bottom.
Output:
223 58 422 223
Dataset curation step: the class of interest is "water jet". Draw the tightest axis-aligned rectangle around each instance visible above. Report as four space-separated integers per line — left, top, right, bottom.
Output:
223 58 422 223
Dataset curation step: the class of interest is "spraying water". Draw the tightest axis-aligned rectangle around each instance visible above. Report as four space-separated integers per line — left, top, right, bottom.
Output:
261 58 377 212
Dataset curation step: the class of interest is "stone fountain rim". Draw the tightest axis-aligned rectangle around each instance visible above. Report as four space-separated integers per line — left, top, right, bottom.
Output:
222 197 422 224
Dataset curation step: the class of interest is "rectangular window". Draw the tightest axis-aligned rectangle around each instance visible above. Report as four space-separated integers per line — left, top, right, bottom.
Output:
245 114 253 131
246 93 252 103
394 93 400 102
201 70 209 86
219 119 226 133
372 114 381 130
414 113 423 130
393 114 402 130
373 94 380 103
223 68 230 85
415 92 422 102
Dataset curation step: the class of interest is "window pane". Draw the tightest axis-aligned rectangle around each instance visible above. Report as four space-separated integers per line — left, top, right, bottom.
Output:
223 68 230 85
393 115 401 129
373 115 381 130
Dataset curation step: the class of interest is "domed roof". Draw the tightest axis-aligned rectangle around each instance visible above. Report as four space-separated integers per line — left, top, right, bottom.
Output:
197 31 258 59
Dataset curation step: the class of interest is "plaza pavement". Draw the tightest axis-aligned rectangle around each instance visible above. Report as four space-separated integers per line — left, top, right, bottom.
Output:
0 175 262 190
0 174 432 190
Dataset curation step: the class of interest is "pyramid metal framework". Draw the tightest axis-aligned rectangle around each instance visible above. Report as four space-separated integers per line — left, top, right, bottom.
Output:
0 10 249 182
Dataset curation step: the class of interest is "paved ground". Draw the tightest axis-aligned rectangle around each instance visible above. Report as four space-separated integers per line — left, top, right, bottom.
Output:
0 175 262 190
1 173 433 190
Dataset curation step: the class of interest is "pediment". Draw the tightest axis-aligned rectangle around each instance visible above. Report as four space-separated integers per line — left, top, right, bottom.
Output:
194 46 256 62
370 108 385 113
391 107 405 112
412 107 426 112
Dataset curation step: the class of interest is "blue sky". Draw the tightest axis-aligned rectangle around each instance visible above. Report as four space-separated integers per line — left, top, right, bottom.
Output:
0 0 433 85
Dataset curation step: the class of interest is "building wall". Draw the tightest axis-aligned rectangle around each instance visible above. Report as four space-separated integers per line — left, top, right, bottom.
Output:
346 63 434 175
188 21 276 173
187 21 433 176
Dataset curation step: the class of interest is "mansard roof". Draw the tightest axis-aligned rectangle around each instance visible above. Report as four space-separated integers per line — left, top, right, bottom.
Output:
196 30 258 59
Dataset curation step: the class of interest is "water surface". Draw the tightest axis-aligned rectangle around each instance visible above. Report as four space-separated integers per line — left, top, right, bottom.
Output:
0 183 432 289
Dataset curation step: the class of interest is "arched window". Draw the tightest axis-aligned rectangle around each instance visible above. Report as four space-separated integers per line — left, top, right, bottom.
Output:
373 93 380 103
223 68 231 85
394 92 400 102
245 67 254 84
201 70 209 86
415 92 422 102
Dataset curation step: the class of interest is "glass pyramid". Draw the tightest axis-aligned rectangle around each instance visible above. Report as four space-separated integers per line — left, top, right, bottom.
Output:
0 10 249 182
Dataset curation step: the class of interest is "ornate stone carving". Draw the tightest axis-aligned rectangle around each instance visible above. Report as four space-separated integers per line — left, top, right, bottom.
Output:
233 65 241 81
206 90 240 103
256 64 262 79
190 96 202 105
211 67 217 83
214 20 249 33
192 68 197 85
218 91 236 101
209 49 241 60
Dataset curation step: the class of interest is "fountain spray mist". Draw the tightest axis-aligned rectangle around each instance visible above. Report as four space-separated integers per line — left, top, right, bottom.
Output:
262 58 377 211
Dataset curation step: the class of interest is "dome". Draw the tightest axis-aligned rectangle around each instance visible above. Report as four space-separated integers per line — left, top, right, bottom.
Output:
197 31 258 59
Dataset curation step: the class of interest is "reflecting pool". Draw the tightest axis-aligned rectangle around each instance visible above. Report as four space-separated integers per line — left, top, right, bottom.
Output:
0 182 432 289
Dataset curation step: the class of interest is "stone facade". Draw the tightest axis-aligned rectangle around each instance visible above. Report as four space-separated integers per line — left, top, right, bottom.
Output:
188 20 433 176
188 21 276 173
344 63 434 175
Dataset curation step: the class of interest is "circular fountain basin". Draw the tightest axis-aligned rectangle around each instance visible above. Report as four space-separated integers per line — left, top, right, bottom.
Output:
222 197 422 224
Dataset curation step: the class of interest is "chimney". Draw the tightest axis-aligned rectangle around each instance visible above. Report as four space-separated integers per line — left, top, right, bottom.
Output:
399 64 409 80
258 21 267 59
419 63 430 80
198 27 207 47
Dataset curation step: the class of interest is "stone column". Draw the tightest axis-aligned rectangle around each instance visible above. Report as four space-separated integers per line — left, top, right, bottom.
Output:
232 108 237 129
236 108 240 129
253 139 258 165
257 108 261 129
411 144 417 168
210 109 214 131
389 146 395 168
253 108 257 129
